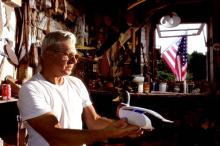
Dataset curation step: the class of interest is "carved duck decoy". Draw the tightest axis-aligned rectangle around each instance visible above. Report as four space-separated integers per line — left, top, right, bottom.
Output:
113 90 174 130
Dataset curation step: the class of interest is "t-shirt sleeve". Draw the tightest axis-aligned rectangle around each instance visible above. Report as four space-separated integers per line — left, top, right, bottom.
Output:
17 82 51 121
72 77 92 107
80 81 92 107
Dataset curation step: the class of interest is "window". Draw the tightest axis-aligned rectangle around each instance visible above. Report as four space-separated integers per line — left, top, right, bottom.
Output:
154 23 208 93
156 23 206 38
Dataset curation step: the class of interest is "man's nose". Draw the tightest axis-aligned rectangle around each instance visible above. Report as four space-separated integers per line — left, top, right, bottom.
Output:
67 57 78 64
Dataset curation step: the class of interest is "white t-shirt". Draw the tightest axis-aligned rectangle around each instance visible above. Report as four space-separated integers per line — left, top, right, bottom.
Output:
17 73 92 146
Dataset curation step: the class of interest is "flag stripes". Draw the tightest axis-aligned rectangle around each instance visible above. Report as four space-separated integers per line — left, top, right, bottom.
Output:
162 36 188 81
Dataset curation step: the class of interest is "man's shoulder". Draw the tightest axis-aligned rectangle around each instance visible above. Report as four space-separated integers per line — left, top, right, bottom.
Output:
21 73 44 90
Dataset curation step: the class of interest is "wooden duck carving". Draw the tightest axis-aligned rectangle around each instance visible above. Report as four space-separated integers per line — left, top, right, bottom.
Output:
113 90 174 130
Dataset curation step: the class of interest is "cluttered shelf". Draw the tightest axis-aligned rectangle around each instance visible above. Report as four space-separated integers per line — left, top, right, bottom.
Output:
89 89 217 123
89 89 215 115
0 98 18 104
90 89 216 116
90 89 210 97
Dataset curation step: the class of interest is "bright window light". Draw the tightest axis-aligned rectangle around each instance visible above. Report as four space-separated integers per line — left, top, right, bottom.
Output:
156 23 207 55
157 23 205 38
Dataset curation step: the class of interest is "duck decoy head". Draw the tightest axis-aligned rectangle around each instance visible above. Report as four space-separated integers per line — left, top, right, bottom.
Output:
113 90 130 106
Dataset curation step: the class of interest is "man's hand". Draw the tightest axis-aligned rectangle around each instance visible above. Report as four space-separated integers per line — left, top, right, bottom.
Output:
103 119 144 139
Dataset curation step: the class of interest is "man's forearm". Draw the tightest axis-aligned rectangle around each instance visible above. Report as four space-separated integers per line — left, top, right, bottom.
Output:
87 116 115 130
48 128 110 146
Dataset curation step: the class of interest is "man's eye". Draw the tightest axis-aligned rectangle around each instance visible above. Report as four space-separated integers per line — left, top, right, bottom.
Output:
64 53 69 56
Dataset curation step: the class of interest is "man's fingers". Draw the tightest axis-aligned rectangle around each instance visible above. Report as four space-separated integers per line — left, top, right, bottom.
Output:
126 127 144 138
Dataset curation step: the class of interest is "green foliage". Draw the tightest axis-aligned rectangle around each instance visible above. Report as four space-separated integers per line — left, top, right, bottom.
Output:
188 51 206 80
156 51 206 81
157 59 175 81
157 70 175 81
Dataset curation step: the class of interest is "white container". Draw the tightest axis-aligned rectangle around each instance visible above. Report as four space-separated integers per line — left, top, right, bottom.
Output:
159 82 167 92
137 83 144 93
132 75 144 93
0 138 3 146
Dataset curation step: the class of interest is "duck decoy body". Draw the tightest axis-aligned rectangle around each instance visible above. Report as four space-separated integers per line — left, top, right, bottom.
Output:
113 90 174 130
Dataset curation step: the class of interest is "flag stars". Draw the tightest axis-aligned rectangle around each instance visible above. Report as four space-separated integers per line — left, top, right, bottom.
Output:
177 36 188 66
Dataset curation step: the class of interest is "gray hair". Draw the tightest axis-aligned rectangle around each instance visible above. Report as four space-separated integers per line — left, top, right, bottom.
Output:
41 30 76 55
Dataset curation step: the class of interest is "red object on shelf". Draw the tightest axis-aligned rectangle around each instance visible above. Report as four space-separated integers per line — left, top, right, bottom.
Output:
1 84 11 100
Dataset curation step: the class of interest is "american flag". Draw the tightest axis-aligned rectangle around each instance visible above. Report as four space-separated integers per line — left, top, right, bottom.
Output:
162 36 188 81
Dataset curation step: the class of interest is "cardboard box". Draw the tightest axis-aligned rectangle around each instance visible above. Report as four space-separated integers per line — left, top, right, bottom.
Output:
2 0 22 7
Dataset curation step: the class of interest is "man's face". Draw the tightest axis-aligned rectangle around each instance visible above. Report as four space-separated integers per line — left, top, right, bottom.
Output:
44 40 79 76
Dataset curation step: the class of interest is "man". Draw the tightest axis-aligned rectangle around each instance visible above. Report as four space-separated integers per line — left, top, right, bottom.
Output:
17 30 143 146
